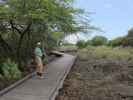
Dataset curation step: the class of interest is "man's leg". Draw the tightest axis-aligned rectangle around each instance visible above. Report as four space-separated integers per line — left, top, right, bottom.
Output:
36 56 44 78
36 65 44 78
38 57 44 78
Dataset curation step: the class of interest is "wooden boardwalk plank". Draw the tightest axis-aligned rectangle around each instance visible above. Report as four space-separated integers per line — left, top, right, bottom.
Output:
0 54 76 100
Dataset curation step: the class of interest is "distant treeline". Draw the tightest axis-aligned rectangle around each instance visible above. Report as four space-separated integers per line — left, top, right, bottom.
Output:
76 28 133 48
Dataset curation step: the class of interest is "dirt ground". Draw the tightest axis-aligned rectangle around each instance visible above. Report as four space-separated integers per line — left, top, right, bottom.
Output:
56 50 133 100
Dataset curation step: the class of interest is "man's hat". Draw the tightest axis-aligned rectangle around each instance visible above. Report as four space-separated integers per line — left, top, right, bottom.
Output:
37 42 41 46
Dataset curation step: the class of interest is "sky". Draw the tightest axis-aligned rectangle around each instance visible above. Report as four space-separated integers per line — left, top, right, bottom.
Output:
65 0 133 43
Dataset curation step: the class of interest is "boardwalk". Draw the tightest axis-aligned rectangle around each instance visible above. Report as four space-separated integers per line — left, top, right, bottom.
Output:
0 54 76 100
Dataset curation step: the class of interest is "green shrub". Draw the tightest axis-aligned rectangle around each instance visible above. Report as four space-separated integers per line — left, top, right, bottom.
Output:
92 36 108 46
86 40 92 46
76 40 87 49
108 37 124 47
1 59 22 81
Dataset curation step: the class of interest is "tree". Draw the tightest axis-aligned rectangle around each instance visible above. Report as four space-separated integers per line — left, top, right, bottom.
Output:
123 28 133 47
0 0 94 68
91 36 108 46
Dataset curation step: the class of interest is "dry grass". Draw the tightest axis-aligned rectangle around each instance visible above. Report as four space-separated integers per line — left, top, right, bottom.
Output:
78 46 133 62
56 46 133 100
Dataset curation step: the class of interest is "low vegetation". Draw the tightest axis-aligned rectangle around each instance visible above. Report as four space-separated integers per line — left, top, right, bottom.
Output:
79 46 133 61
0 59 21 90
1 59 22 81
56 46 133 100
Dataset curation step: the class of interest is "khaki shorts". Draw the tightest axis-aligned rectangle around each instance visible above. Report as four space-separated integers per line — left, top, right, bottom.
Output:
35 56 42 66
35 56 43 73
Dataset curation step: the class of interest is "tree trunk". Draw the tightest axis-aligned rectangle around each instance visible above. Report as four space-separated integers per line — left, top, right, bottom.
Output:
16 23 32 69
0 35 13 56
17 32 25 67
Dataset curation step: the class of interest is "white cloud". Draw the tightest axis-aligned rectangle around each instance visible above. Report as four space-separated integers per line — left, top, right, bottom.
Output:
64 33 96 44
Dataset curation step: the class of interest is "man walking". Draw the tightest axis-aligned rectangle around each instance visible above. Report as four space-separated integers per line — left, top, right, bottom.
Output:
34 42 44 79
